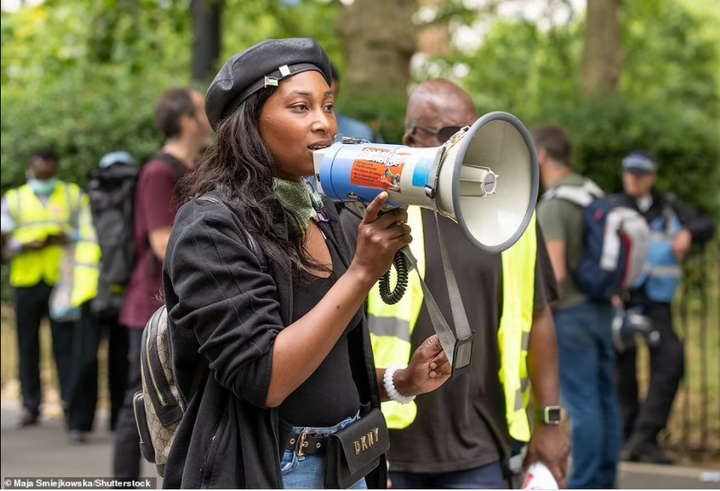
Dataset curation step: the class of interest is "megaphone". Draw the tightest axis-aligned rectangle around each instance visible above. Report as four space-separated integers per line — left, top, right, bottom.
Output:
313 111 539 254
313 111 538 377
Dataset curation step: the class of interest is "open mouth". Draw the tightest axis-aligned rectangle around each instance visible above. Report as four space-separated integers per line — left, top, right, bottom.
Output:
308 143 332 151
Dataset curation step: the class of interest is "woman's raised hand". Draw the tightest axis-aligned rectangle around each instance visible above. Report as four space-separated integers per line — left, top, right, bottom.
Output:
349 192 412 283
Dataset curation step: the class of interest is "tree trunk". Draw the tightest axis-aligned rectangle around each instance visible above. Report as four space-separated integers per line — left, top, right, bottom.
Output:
580 0 623 98
335 0 418 96
191 0 223 84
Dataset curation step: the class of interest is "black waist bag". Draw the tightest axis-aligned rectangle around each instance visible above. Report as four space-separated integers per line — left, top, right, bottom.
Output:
324 408 389 489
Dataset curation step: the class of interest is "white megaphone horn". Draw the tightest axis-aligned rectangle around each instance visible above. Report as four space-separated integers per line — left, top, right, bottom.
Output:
313 111 539 253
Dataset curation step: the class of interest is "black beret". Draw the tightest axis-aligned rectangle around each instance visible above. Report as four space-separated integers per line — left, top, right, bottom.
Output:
205 38 332 131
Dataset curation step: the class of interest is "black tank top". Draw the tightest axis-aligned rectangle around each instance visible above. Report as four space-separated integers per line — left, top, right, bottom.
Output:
278 226 362 427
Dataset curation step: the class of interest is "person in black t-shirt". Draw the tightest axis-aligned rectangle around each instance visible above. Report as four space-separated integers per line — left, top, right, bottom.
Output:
341 79 570 489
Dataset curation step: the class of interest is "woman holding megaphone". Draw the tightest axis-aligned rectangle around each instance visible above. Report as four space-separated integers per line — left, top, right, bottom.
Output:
159 38 451 489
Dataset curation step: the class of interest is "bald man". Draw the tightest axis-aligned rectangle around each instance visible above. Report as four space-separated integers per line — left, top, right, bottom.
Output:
341 79 570 489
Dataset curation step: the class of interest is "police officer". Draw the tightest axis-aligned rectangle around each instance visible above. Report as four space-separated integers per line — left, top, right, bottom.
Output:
614 151 716 463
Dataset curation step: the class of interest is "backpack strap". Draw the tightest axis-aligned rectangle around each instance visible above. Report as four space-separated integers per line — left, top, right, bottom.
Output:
542 178 604 207
154 153 186 181
659 195 679 235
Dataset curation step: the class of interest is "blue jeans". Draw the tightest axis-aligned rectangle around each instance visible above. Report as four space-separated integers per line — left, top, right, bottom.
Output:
281 412 367 489
389 461 504 489
554 301 622 488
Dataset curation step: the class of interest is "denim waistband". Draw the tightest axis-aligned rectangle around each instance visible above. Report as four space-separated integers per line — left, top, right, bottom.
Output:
289 411 361 436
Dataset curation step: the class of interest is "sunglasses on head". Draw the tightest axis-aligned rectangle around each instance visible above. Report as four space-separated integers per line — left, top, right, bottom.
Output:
405 123 464 144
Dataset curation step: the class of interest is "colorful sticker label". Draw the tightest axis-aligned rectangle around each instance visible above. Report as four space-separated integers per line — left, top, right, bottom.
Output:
350 147 408 192
412 156 434 188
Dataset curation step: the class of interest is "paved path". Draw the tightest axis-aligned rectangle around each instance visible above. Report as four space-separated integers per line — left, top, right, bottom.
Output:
2 402 718 489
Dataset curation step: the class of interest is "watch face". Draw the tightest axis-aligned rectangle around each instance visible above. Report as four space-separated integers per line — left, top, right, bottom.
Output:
547 407 561 423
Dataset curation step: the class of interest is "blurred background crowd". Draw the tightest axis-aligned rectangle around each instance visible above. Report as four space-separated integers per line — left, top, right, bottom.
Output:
1 0 718 487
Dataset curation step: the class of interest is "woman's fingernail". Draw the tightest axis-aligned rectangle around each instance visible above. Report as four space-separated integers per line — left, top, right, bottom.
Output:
430 363 437 369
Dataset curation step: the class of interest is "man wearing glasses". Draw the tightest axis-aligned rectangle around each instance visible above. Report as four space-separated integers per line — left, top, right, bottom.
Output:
340 79 569 488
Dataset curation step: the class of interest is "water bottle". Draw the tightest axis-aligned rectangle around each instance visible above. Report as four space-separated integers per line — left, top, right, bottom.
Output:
522 462 559 489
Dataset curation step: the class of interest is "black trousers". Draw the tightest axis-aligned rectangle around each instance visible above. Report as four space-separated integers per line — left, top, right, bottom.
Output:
112 327 144 481
106 318 130 431
66 304 129 432
15 281 75 416
616 302 685 443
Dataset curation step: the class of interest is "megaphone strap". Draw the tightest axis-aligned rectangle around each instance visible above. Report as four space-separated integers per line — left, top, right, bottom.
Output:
402 205 475 379
400 247 455 363
430 206 475 358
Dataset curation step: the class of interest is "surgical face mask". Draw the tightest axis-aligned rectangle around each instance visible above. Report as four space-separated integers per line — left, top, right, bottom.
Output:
28 177 59 195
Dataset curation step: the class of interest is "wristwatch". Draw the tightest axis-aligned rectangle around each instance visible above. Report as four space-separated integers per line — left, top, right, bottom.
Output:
535 406 562 425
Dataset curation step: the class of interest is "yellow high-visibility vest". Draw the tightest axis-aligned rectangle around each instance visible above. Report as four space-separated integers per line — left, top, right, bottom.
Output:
70 193 100 307
6 182 81 288
368 207 537 442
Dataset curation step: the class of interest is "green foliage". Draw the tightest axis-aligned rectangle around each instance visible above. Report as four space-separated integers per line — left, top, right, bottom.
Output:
1 1 190 192
223 0 344 63
2 0 718 212
221 0 401 140
1 70 176 191
0 0 379 191
535 98 720 215
620 0 720 119
424 0 720 215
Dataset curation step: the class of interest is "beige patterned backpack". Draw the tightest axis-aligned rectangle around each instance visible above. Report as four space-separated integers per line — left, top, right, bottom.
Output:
133 306 185 477
132 208 264 477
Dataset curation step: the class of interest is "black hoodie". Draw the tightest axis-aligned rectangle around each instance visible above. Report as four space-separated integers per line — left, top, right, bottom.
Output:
161 192 387 488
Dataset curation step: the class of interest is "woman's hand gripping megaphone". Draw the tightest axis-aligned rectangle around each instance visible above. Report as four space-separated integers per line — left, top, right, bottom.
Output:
348 192 413 290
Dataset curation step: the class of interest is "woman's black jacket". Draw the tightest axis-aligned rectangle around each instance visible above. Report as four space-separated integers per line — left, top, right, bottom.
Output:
160 192 387 489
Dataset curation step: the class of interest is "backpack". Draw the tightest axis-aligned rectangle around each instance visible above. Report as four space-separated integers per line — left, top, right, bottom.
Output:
87 154 184 318
133 197 265 477
542 179 650 300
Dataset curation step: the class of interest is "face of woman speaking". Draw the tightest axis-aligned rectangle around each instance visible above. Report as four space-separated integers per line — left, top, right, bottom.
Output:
258 71 337 181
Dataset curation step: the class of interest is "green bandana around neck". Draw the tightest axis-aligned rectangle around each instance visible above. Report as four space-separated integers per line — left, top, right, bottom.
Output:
272 178 324 230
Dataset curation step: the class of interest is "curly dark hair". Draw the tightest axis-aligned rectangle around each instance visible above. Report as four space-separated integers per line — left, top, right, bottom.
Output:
180 88 330 278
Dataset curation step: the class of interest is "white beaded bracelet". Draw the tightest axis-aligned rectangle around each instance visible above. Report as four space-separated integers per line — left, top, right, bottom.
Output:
383 364 416 405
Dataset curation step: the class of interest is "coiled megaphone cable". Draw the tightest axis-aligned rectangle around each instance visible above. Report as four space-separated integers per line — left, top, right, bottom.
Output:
339 200 410 305
379 251 409 305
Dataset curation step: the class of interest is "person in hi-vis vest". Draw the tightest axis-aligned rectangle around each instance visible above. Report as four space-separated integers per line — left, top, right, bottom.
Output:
613 151 716 464
0 149 82 428
340 79 570 489
63 182 103 445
